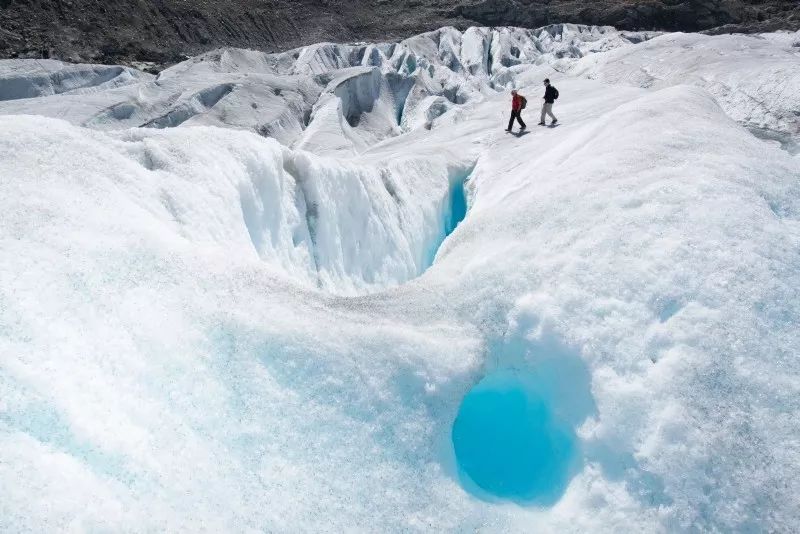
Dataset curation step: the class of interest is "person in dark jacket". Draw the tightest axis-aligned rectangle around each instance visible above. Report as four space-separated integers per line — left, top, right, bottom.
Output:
506 89 526 132
539 79 558 126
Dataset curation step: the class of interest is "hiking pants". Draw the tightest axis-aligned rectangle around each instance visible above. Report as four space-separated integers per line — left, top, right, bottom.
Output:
541 102 557 123
508 110 525 130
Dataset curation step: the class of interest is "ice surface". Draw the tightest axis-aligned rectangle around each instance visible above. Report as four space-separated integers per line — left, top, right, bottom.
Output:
570 30 800 148
2 23 800 534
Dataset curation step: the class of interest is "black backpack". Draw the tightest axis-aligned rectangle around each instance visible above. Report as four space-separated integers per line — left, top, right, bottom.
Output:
553 87 559 100
520 96 527 109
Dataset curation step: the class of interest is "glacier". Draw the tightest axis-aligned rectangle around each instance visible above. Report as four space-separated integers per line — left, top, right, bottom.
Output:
1 23 799 532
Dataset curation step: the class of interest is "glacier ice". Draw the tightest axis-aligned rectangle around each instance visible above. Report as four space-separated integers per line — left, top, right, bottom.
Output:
0 59 150 100
1 23 800 533
453 369 577 504
0 25 653 145
569 30 800 146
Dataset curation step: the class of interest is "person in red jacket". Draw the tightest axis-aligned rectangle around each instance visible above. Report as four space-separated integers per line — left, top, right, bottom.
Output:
506 89 526 132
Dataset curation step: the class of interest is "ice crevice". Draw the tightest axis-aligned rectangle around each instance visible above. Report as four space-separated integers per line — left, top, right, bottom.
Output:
235 136 476 294
427 165 472 268
141 83 236 128
107 105 478 296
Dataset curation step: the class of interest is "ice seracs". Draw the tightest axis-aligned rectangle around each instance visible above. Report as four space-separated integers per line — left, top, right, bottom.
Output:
0 24 652 147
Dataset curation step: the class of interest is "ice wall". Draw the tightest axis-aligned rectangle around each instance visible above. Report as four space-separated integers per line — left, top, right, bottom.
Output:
0 59 150 100
0 116 466 295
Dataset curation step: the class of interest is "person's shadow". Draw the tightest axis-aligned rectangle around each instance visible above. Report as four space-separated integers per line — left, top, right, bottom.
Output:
509 130 531 137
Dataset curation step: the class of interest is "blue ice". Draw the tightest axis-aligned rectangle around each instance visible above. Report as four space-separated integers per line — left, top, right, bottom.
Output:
451 369 578 505
444 181 467 236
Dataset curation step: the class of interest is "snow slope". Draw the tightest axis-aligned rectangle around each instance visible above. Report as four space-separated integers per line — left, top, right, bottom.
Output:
2 24 800 533
570 30 800 153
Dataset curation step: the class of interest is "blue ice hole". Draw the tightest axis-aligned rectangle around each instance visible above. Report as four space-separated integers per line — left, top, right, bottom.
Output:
451 369 579 505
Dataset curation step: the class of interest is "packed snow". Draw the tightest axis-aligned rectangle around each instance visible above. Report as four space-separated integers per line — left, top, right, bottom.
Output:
1 23 799 533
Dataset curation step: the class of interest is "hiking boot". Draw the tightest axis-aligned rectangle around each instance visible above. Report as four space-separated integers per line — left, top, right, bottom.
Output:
551 119 558 125
537 122 545 126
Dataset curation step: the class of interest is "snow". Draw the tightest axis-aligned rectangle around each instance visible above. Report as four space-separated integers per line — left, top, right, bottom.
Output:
2 23 800 533
570 30 800 150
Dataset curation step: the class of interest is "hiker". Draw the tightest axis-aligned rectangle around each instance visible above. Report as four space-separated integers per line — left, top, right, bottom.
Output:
539 79 558 126
506 89 526 132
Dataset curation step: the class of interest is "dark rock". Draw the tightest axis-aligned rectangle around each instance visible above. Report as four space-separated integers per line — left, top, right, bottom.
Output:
1 0 798 70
